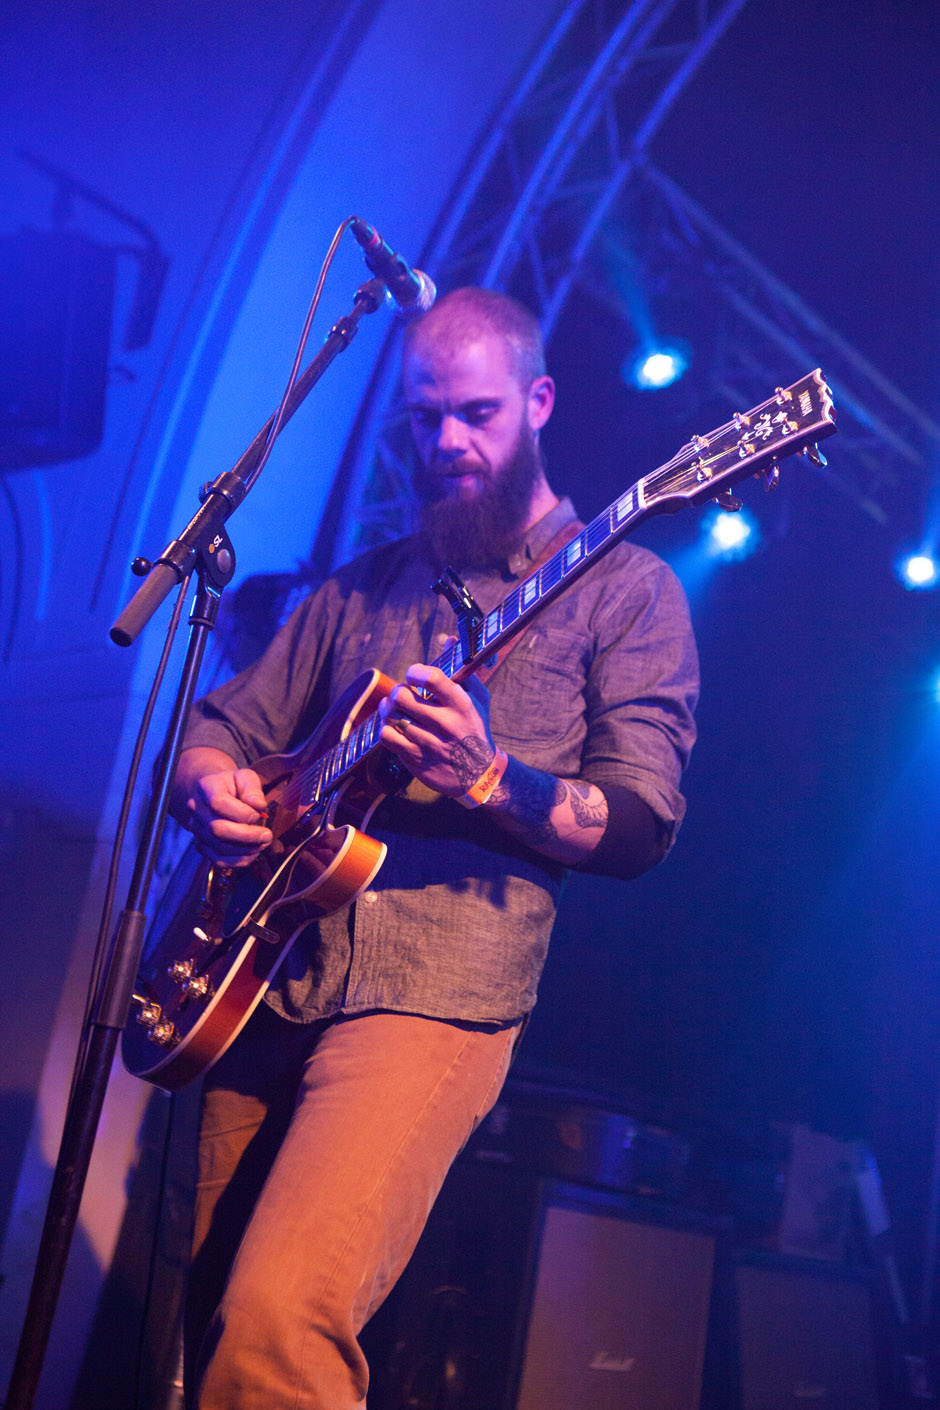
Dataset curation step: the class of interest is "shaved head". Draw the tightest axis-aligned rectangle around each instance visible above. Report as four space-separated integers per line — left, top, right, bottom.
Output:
403 286 546 392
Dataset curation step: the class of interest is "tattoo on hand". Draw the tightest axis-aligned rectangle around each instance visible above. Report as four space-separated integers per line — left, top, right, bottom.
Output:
450 736 494 790
565 779 608 830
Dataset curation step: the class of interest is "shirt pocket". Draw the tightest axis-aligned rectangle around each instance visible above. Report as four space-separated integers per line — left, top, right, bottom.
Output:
489 624 589 747
331 620 415 698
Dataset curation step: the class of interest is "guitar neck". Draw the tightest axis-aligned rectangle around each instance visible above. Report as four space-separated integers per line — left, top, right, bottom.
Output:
311 369 836 801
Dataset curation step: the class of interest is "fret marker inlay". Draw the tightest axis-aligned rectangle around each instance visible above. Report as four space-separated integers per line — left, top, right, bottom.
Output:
564 538 584 570
615 490 634 523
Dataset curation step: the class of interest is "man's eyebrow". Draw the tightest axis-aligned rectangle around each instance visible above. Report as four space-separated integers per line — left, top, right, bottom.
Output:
405 397 502 413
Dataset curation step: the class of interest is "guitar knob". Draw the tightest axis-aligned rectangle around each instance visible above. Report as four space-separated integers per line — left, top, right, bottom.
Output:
134 1000 178 1047
149 1018 178 1047
183 972 214 1000
169 959 194 983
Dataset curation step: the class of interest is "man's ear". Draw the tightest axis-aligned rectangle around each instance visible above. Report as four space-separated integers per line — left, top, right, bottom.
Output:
527 375 555 432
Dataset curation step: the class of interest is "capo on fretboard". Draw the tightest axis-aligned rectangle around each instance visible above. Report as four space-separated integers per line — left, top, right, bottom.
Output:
431 567 484 663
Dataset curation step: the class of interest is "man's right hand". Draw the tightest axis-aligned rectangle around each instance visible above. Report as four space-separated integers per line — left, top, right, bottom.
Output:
172 746 273 866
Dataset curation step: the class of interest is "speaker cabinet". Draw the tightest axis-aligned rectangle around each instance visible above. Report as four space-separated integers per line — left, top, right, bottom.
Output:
515 1197 715 1409
0 229 115 469
729 1252 880 1410
364 1162 716 1410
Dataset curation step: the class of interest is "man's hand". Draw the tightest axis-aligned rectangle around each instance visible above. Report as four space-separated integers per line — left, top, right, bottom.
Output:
172 746 273 866
377 665 610 865
377 664 496 798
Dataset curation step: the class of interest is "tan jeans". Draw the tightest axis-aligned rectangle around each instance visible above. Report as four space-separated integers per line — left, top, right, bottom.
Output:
185 1003 520 1409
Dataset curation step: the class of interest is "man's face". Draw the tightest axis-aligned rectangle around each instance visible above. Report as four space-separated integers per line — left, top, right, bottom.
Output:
404 329 551 567
405 332 531 495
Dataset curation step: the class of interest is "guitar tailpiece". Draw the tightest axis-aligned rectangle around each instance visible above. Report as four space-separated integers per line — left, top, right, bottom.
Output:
245 920 280 946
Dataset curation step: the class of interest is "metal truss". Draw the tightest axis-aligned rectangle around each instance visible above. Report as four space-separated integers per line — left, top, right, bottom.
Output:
619 164 940 521
321 0 750 567
321 0 938 568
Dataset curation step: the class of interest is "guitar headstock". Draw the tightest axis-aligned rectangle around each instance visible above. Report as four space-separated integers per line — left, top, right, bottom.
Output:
642 369 837 512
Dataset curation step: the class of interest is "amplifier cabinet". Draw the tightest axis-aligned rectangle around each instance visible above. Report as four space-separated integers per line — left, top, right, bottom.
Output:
515 1194 715 1409
726 1251 880 1410
364 1162 717 1410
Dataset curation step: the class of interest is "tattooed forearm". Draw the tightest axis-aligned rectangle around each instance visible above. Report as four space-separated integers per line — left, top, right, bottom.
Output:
565 779 609 830
486 762 610 862
449 735 495 790
494 763 565 847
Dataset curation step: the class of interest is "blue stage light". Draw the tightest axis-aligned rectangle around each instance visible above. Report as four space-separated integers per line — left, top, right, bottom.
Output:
899 553 939 589
702 505 759 560
622 341 690 391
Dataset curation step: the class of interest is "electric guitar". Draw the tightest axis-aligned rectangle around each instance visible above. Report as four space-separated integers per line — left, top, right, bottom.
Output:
122 369 837 1089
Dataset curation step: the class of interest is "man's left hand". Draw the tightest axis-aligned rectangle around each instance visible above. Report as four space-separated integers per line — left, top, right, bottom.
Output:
377 661 615 869
377 664 496 799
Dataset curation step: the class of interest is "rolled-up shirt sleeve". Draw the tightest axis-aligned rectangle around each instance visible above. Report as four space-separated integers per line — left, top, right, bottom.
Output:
579 549 698 843
182 576 344 766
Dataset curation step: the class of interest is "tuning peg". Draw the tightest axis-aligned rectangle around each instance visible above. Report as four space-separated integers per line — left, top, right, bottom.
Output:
762 462 780 492
714 492 743 511
801 442 827 468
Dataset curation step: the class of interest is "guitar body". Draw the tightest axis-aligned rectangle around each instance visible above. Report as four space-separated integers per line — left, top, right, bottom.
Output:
122 670 400 1089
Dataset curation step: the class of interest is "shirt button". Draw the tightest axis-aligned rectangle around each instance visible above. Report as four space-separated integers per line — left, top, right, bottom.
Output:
363 890 378 904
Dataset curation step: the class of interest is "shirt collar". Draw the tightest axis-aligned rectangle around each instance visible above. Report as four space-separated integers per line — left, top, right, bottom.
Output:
506 496 579 579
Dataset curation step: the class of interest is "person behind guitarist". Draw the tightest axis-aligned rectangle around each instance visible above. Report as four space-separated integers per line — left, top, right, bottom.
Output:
173 286 699 1409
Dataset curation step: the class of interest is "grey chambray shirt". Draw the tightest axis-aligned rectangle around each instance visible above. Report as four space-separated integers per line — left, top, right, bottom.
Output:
182 497 698 1026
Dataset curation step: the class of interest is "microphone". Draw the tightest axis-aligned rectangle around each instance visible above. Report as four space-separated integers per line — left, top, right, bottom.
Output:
350 218 436 318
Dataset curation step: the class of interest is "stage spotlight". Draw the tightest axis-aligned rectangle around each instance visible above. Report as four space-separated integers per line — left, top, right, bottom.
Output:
702 505 759 560
622 341 690 391
899 553 939 590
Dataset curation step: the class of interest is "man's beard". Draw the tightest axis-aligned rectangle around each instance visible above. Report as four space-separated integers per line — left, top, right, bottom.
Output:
414 427 544 571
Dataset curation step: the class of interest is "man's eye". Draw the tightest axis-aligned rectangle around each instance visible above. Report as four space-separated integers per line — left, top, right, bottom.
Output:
466 407 495 426
411 410 440 430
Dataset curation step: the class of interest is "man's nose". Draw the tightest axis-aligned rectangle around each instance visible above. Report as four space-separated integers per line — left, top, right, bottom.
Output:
436 414 468 459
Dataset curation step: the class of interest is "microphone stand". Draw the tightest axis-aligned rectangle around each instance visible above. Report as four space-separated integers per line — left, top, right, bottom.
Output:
5 276 386 1410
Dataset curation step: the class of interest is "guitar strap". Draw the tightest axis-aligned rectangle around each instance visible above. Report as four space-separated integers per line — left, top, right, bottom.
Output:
473 516 585 688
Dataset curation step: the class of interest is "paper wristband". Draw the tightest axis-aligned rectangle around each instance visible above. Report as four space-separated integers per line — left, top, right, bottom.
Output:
456 747 509 809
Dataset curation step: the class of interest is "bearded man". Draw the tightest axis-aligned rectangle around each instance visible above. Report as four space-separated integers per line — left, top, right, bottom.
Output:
174 286 699 1408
